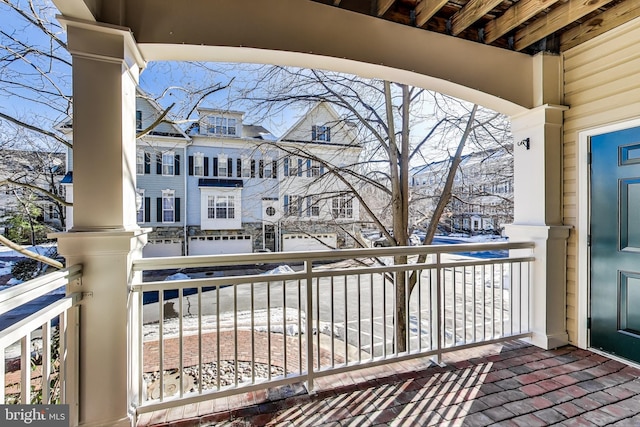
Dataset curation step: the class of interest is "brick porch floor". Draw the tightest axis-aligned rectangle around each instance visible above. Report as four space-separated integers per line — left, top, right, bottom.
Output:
136 340 640 426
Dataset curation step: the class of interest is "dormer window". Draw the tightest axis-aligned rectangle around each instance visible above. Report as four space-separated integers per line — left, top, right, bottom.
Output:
312 125 330 142
201 115 237 136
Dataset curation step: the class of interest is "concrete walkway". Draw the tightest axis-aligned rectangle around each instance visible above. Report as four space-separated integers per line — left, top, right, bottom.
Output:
137 340 640 426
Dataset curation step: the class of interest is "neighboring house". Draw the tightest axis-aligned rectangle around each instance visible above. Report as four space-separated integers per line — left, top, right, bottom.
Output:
61 92 190 257
410 145 513 234
185 102 363 254
185 107 280 255
62 99 363 256
277 102 362 251
0 149 66 231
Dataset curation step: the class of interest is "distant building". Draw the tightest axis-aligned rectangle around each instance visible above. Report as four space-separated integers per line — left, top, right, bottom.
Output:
60 91 190 257
62 97 364 255
410 145 513 234
185 102 363 254
0 149 66 231
184 107 280 255
277 102 362 251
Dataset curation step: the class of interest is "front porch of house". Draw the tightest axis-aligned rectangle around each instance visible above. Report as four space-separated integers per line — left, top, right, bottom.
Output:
3 240 554 427
9 0 639 425
138 340 640 427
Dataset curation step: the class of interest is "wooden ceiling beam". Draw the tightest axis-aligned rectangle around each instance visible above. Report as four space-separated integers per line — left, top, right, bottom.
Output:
561 0 640 51
484 0 561 45
514 0 616 51
415 0 450 27
451 0 503 36
377 0 396 16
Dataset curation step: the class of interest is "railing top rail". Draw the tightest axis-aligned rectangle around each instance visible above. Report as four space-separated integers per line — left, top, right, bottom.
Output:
0 264 82 317
0 292 82 349
132 241 535 272
131 253 536 292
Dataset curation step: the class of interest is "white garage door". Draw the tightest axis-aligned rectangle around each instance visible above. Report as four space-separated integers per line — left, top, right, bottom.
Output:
188 235 252 255
143 240 183 258
282 233 337 252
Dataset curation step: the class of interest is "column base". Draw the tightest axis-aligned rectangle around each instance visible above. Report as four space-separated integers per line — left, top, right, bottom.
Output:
526 331 570 350
505 223 571 351
51 228 148 427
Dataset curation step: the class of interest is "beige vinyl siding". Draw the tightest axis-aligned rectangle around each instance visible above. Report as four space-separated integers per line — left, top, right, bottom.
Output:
562 16 640 344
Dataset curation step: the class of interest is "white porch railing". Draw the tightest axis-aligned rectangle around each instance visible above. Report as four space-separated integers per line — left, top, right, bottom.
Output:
0 265 82 417
131 242 534 414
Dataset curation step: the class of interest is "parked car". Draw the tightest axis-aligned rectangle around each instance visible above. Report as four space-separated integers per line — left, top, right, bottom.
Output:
373 235 393 247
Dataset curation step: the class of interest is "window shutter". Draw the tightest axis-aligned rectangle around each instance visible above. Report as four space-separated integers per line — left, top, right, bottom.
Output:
188 156 194 176
284 195 289 213
144 152 151 174
326 127 331 141
175 154 181 175
312 125 317 140
213 157 218 177
251 159 256 178
284 157 289 177
259 160 264 178
237 158 242 177
156 198 162 222
204 157 209 176
156 153 162 175
144 197 151 223
320 164 325 175
306 196 311 217
272 160 278 179
227 158 233 177
175 198 181 222
297 158 303 177
306 159 311 177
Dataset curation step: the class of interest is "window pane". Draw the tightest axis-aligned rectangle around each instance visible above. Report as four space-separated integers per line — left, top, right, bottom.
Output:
194 154 204 176
162 153 174 175
136 149 144 175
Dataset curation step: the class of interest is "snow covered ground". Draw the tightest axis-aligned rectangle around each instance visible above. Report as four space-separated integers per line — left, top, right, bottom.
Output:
0 243 58 287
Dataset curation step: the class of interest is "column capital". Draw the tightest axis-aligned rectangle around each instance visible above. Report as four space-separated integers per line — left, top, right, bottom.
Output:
510 104 567 226
59 16 146 71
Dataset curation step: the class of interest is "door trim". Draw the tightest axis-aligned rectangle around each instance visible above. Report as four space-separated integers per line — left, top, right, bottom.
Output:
578 118 640 350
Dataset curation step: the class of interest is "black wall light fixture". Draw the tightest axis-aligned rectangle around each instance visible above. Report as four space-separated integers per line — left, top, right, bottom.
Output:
518 138 530 150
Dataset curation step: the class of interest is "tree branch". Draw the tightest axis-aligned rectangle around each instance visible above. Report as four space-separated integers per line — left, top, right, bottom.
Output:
0 234 63 269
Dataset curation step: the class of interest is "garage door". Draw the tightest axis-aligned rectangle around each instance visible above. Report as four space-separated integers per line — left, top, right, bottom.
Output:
188 235 252 255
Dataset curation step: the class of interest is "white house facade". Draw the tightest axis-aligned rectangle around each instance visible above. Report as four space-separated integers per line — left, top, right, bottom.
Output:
185 103 363 255
185 108 280 255
277 102 362 251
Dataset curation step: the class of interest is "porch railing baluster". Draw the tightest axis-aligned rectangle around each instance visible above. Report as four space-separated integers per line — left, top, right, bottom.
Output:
126 242 534 415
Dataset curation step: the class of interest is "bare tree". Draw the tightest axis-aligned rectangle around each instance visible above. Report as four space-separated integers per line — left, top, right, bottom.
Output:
237 66 511 351
0 0 233 268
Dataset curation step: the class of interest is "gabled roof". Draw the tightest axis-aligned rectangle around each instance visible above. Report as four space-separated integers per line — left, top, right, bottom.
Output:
278 101 360 147
135 88 190 140
54 89 191 140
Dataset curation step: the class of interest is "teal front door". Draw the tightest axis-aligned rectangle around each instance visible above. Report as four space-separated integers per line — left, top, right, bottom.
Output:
591 126 640 363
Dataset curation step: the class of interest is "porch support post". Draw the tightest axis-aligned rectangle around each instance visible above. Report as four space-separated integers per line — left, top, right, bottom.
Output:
506 100 571 350
52 19 147 427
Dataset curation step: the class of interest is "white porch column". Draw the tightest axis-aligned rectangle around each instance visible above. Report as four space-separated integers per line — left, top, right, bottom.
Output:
506 101 571 350
52 19 147 427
